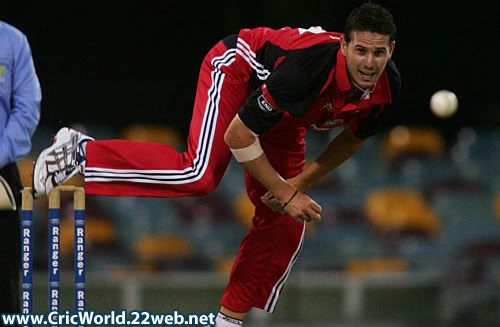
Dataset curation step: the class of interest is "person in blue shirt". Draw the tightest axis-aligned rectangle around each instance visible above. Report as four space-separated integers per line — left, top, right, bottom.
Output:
0 19 41 314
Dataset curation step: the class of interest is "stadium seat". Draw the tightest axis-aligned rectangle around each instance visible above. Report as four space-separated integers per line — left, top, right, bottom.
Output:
423 175 486 201
121 124 182 149
60 215 118 257
133 234 193 263
381 126 446 163
173 193 233 225
346 257 407 276
432 192 500 256
364 187 441 236
233 192 254 228
300 223 385 270
214 256 235 275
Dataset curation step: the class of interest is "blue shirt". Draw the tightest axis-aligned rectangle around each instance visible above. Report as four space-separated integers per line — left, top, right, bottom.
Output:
0 20 41 168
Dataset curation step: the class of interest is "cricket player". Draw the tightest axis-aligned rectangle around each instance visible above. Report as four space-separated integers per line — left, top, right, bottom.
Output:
33 3 400 325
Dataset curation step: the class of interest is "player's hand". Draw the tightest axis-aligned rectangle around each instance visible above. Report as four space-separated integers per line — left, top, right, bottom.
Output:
262 189 321 222
283 191 322 222
261 176 306 214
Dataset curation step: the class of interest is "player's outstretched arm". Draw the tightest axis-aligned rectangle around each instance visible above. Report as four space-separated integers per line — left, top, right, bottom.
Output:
224 115 321 222
292 127 364 190
261 127 363 212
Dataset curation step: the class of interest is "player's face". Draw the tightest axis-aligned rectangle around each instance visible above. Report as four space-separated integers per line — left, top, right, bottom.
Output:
341 31 395 90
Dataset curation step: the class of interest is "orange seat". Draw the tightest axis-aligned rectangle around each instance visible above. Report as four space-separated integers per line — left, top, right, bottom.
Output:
60 215 118 256
133 234 192 263
346 257 407 276
214 256 235 275
381 126 446 162
364 187 440 235
233 192 254 228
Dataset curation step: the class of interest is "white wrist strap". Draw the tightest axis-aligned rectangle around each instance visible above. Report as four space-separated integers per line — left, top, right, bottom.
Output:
230 137 264 162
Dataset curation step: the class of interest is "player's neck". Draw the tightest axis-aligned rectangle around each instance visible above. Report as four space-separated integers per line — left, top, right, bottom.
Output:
345 80 375 102
352 80 374 95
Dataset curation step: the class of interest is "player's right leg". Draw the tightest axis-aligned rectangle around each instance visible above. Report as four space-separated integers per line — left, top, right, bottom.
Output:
33 35 251 198
219 206 305 320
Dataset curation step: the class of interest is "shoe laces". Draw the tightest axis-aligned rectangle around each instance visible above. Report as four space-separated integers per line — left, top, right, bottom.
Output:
45 134 80 183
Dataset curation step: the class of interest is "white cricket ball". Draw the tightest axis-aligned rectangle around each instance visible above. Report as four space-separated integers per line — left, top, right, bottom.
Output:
430 90 458 118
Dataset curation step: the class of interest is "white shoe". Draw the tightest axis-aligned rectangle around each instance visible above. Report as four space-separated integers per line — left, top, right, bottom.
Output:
32 127 93 198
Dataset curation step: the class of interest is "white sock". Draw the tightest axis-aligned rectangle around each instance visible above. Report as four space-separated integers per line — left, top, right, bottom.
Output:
215 312 243 326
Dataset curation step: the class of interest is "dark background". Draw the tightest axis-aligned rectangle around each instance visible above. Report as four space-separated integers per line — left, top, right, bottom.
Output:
3 1 498 139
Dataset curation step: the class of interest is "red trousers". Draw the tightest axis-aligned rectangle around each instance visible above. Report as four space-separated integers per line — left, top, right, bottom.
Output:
84 35 305 313
221 205 305 313
84 38 251 197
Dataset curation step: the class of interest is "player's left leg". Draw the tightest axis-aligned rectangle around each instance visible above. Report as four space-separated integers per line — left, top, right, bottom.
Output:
32 127 93 197
215 308 244 326
33 36 251 198
219 206 305 321
82 72 249 197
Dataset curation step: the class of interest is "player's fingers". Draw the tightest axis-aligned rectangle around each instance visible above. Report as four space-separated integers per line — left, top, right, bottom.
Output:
311 201 322 214
301 208 320 222
310 211 321 222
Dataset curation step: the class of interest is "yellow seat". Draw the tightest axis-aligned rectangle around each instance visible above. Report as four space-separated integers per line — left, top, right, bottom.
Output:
121 124 182 148
60 215 118 256
233 192 254 228
133 234 192 263
381 126 445 162
346 257 407 276
214 256 235 275
364 187 440 235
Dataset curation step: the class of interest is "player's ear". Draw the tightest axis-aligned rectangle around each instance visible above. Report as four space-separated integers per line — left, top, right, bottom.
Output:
340 35 347 55
388 40 396 58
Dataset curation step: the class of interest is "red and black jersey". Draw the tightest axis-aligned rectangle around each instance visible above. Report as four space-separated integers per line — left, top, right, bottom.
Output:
229 26 401 139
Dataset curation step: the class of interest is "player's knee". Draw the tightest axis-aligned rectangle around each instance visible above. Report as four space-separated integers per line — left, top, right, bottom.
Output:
192 174 219 196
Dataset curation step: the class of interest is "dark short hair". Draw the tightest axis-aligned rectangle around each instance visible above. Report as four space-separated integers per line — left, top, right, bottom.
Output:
344 3 397 43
